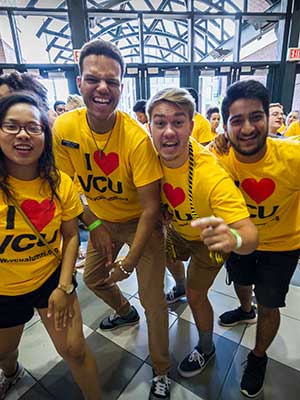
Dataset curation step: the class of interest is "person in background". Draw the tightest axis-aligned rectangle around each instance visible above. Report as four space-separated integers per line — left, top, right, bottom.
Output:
52 39 171 400
184 87 213 146
53 100 66 116
285 111 300 137
206 106 221 137
133 99 150 132
286 110 299 127
65 94 85 112
269 103 285 136
148 87 258 380
0 72 57 128
0 92 101 400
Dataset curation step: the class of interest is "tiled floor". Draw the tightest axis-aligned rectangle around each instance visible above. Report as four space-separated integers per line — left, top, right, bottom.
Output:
6 246 300 400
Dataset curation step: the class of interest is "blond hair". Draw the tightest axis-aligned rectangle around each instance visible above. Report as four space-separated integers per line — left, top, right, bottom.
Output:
66 94 85 110
147 87 195 121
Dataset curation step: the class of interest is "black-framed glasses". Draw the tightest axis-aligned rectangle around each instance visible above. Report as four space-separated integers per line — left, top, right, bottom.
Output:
0 122 44 136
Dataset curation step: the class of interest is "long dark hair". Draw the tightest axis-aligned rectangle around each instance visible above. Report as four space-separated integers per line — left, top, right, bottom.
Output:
0 92 60 202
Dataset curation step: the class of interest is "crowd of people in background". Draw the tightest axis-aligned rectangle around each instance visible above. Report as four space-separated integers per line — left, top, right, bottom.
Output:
0 38 300 400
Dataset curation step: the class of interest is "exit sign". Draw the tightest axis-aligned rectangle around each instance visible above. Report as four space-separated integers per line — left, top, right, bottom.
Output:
288 48 300 61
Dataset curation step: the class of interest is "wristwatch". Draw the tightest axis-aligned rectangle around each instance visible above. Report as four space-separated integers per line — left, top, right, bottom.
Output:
57 283 75 295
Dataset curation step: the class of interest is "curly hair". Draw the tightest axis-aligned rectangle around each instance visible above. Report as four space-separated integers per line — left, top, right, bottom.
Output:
0 71 49 111
0 92 60 203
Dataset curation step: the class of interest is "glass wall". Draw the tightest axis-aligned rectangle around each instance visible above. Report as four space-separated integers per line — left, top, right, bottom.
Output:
149 71 180 98
194 18 235 62
0 0 296 111
119 77 137 116
14 14 71 64
198 75 227 117
89 15 140 63
0 1 66 8
41 76 70 109
240 17 284 62
0 14 16 63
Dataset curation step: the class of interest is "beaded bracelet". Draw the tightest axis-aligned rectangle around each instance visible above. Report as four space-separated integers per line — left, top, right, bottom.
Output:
87 219 103 232
117 260 133 276
230 228 243 250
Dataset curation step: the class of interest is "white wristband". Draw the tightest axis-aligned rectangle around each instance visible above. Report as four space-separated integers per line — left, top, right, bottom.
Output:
230 228 243 250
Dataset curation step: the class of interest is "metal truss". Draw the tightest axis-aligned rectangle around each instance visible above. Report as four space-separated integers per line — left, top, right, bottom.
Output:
10 0 279 64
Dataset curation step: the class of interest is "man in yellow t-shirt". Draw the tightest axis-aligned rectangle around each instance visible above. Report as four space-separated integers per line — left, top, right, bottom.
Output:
52 39 170 399
216 80 300 398
285 119 300 137
147 88 257 380
192 112 215 144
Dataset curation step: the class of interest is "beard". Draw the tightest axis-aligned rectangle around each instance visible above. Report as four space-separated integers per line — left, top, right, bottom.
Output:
228 132 267 157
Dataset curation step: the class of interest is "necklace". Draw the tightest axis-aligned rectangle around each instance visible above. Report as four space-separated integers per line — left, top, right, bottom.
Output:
87 118 114 160
187 140 225 266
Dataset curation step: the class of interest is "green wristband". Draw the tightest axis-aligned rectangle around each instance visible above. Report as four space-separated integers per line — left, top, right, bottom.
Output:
87 219 103 232
230 228 243 250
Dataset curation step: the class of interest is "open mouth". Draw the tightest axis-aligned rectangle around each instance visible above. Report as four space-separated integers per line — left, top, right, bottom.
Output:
14 144 33 152
162 141 178 148
93 96 111 105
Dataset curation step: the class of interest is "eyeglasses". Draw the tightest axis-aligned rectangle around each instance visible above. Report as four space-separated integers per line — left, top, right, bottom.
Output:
0 122 44 136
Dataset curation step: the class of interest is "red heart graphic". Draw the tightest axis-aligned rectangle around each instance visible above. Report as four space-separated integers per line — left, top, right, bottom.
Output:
21 199 56 232
163 183 186 208
241 178 276 204
94 151 119 176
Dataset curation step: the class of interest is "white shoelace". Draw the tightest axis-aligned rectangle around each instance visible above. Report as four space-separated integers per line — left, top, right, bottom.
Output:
108 312 121 322
168 288 176 300
188 349 205 367
152 375 171 396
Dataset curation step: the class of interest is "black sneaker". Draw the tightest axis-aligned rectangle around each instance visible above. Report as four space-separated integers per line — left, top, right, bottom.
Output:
240 351 268 398
149 375 170 399
177 345 216 378
219 306 257 327
165 286 186 304
99 305 140 331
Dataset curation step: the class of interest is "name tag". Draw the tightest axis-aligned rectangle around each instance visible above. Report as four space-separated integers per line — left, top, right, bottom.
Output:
61 139 80 149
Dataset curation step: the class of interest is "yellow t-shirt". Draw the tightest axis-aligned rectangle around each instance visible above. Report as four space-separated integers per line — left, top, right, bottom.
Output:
285 121 300 137
216 137 300 251
191 113 214 144
73 173 84 195
0 172 83 295
160 138 249 241
278 124 285 134
53 109 163 222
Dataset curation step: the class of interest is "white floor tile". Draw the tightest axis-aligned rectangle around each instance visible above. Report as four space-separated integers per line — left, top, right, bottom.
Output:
241 313 300 371
24 309 40 330
117 270 139 296
5 371 36 400
180 290 246 343
282 284 300 321
18 321 93 379
96 297 177 360
211 267 237 298
118 363 204 400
